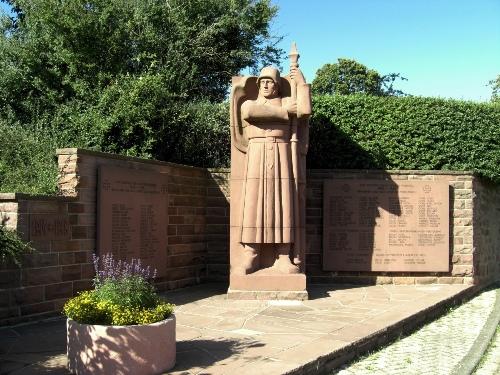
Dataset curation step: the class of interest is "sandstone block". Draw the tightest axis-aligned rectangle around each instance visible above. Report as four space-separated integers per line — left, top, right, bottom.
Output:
45 282 73 300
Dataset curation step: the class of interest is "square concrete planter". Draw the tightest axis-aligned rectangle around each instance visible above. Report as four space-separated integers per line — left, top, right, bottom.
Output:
67 315 176 375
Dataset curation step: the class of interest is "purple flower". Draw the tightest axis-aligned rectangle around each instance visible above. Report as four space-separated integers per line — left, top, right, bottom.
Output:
92 253 157 288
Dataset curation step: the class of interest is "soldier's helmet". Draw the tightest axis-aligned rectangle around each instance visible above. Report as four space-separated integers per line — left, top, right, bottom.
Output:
257 67 280 91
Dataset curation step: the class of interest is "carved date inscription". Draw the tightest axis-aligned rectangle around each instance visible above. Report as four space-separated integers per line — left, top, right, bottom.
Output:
98 166 168 277
30 215 71 241
323 179 449 272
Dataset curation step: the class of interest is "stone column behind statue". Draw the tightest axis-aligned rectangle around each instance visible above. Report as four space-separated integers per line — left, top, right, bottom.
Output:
228 43 311 300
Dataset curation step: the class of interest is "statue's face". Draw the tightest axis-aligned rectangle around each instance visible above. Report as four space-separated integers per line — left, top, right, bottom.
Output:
259 78 278 98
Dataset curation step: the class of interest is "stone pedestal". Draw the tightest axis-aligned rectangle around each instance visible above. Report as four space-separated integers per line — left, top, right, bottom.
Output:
228 273 307 300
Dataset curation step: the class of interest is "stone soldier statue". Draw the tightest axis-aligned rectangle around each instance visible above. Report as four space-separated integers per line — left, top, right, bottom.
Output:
229 43 311 282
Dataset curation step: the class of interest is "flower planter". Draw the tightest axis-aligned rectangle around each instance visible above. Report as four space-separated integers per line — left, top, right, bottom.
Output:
67 315 176 375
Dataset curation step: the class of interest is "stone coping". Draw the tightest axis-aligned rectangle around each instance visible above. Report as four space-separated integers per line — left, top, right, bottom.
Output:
209 167 476 176
56 149 476 177
0 193 78 202
309 169 475 175
56 148 208 172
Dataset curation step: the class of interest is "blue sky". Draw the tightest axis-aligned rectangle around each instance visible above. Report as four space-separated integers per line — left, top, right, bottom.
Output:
2 0 499 102
271 0 500 102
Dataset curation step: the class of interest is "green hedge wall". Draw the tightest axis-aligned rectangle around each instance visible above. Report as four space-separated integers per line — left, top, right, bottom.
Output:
1 95 499 194
309 95 500 182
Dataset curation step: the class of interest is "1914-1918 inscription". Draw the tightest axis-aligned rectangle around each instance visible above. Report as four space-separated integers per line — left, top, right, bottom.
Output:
323 179 449 272
30 215 71 241
98 166 168 277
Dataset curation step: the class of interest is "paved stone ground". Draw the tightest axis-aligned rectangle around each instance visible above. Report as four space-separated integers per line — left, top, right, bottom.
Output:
334 285 499 375
0 283 485 375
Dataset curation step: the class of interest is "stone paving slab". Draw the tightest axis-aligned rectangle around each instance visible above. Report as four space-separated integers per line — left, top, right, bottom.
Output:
167 283 475 374
0 283 479 375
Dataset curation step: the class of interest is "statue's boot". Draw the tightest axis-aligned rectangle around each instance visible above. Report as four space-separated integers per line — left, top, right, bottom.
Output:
232 244 259 275
272 245 299 274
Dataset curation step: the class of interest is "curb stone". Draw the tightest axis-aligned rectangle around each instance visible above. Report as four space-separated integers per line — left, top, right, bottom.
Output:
452 282 500 375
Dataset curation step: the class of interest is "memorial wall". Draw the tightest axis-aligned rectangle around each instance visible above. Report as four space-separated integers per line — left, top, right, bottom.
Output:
323 179 449 272
0 149 210 325
98 167 169 277
208 168 499 286
1 149 499 325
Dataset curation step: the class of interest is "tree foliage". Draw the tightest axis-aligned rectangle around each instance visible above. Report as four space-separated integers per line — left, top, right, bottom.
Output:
312 58 406 97
0 0 283 158
3 95 500 195
490 74 500 103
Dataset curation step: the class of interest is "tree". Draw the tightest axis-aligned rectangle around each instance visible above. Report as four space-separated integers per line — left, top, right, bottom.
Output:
0 0 283 119
312 58 406 96
489 74 500 103
0 0 283 159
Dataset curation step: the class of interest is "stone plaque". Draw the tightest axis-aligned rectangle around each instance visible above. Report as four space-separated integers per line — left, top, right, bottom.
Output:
30 214 71 240
98 166 168 277
323 179 449 272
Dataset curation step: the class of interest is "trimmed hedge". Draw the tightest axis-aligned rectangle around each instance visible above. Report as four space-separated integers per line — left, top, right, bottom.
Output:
1 95 499 195
309 95 500 182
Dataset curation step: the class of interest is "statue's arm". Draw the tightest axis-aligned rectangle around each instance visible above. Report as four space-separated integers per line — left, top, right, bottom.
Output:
242 100 289 122
297 83 312 119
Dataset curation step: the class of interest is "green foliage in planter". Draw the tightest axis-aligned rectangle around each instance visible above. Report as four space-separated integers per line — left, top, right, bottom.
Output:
63 290 174 326
63 291 109 325
309 95 500 182
0 225 34 266
63 254 174 325
94 275 159 309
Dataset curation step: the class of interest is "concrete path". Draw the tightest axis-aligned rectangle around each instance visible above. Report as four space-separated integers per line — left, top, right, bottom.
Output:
0 282 496 375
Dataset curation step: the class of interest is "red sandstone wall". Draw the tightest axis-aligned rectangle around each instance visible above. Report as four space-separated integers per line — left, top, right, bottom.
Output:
472 180 500 284
206 169 500 286
56 148 209 292
0 149 209 325
0 195 92 325
306 170 475 285
2 149 499 325
205 171 230 281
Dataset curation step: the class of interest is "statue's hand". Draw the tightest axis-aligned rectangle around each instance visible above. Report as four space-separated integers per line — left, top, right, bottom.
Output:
290 67 306 85
285 100 297 115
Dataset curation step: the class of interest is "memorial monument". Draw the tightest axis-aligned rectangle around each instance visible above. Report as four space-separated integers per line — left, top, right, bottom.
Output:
228 43 311 299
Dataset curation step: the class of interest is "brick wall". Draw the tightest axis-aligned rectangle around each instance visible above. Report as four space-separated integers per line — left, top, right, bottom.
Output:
206 169 500 286
0 194 91 325
206 170 230 281
56 148 209 292
306 170 475 285
2 148 499 325
472 179 500 284
1 148 209 325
